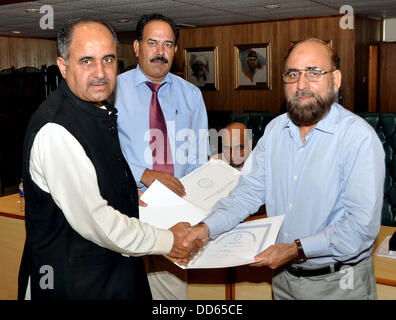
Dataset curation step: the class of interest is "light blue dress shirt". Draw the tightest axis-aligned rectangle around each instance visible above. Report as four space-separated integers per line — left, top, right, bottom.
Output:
115 66 209 189
204 103 385 267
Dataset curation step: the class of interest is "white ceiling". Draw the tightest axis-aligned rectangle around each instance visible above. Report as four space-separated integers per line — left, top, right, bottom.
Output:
0 0 395 39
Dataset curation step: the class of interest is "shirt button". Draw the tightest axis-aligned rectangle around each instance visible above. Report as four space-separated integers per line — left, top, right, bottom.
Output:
289 203 293 208
284 232 289 237
293 175 298 180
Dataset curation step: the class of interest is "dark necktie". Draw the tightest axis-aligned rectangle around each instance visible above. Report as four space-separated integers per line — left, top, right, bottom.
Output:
145 81 174 175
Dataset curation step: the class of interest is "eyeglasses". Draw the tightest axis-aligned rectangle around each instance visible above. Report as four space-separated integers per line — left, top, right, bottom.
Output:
283 68 335 83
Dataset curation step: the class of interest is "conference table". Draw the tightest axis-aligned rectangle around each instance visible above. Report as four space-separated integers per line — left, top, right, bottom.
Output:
0 193 395 299
0 192 24 219
372 225 396 291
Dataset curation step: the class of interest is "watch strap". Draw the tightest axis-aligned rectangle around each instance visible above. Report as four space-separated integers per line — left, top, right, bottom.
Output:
294 239 307 263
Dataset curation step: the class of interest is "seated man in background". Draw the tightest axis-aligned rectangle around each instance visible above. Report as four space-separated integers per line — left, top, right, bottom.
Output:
212 122 252 170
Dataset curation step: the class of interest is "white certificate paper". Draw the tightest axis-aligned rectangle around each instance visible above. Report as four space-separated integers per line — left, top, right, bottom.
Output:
139 159 240 227
176 215 285 269
138 159 285 269
181 159 241 213
139 180 207 229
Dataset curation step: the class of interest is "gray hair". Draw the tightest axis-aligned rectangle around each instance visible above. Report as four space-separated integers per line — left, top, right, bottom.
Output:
57 19 119 63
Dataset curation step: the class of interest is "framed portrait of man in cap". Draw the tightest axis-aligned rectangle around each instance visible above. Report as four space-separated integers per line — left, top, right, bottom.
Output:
235 43 271 90
184 47 219 90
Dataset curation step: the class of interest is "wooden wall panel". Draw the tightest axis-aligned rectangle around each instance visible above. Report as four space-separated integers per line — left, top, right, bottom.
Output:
380 43 396 112
368 45 379 112
175 16 356 113
0 16 384 114
354 17 381 112
118 42 137 68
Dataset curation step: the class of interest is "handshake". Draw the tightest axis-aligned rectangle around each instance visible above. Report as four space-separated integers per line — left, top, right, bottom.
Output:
167 220 300 270
167 222 210 262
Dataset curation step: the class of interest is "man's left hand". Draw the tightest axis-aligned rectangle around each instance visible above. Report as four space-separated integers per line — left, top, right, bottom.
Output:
250 243 299 269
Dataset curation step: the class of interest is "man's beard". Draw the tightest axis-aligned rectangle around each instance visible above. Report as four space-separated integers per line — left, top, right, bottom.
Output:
286 82 336 126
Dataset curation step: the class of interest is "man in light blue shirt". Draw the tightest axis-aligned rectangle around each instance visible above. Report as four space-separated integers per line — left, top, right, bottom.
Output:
116 24 208 197
115 14 209 300
184 38 385 299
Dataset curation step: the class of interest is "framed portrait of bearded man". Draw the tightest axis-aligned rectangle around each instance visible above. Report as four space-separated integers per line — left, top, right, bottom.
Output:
235 43 271 90
184 46 219 91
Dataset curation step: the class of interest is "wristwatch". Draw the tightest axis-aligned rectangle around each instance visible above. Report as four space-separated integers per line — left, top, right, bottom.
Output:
294 239 307 263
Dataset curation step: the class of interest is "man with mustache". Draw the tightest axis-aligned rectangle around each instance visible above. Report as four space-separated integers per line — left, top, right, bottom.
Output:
184 38 385 299
115 14 209 299
18 19 201 299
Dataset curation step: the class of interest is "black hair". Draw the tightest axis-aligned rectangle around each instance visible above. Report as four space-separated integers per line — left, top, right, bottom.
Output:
135 13 178 46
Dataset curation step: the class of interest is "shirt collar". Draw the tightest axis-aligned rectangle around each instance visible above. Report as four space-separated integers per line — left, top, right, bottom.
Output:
282 102 340 135
134 64 173 87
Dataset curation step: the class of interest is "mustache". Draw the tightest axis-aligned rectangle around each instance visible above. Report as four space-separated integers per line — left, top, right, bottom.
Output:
292 89 316 100
150 55 168 63
286 88 333 126
88 78 110 86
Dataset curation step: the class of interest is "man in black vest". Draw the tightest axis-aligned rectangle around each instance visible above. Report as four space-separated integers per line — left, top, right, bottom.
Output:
18 19 201 300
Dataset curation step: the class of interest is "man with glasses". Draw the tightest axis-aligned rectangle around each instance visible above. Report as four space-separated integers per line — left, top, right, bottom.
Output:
184 38 385 299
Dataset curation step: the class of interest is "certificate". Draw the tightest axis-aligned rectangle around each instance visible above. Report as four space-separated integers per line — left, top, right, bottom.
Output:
138 159 285 269
139 159 241 227
181 159 241 213
139 180 207 229
175 215 285 269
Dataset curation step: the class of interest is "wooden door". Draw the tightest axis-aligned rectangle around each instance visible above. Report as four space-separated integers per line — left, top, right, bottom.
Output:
380 43 396 112
368 44 379 112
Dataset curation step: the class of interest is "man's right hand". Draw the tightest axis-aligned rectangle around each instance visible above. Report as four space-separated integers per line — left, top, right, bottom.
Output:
183 222 210 248
141 169 186 197
168 222 204 259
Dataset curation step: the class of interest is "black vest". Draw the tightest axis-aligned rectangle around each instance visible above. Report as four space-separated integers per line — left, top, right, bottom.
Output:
18 80 151 300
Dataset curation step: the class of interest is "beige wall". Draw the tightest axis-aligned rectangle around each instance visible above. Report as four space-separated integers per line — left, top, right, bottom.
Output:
0 36 134 71
0 36 57 71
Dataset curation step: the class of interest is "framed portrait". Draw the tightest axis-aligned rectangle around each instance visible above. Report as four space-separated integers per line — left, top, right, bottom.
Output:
235 43 271 90
184 47 218 90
